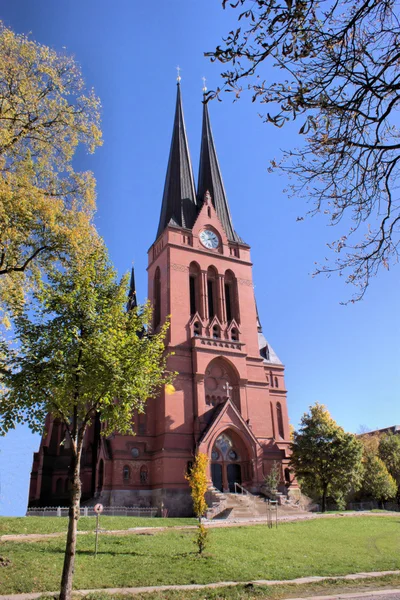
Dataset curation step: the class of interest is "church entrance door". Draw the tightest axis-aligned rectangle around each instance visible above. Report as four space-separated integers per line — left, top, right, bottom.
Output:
211 463 223 492
227 463 241 492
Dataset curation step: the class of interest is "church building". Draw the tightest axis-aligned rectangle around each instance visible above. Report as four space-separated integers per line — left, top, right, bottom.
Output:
28 82 293 516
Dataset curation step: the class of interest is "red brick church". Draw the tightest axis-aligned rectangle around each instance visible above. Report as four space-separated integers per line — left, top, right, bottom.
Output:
28 83 293 516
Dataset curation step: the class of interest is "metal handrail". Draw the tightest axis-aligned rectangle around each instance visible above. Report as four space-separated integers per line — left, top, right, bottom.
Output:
233 482 256 505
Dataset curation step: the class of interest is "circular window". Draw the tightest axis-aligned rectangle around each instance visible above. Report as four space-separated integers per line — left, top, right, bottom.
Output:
131 448 140 458
211 450 219 461
228 450 238 460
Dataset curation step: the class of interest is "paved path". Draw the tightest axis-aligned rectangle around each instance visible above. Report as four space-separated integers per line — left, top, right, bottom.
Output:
291 592 400 600
1 510 399 543
1 570 400 600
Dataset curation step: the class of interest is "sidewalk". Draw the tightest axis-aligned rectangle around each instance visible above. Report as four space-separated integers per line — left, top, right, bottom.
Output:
1 510 399 544
1 570 400 600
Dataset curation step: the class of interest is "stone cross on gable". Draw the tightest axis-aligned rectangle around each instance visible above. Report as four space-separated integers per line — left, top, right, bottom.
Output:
223 381 233 399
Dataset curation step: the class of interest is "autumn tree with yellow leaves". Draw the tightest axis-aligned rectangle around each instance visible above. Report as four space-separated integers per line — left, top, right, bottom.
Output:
0 22 102 317
186 452 209 554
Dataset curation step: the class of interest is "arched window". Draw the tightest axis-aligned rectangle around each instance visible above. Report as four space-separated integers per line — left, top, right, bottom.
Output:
224 270 238 323
97 459 104 492
123 465 130 481
153 267 161 329
276 402 285 439
231 328 238 341
274 377 279 388
56 477 63 494
140 465 148 483
212 324 220 339
284 468 291 485
193 321 201 336
207 267 218 320
189 262 201 317
138 411 147 435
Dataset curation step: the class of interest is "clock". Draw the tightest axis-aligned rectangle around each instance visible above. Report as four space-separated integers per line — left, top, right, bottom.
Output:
200 229 219 249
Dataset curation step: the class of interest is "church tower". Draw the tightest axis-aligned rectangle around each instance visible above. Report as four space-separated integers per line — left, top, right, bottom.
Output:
143 82 293 514
28 81 294 515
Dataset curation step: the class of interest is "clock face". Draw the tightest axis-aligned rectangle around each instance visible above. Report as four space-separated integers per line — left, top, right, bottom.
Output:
200 229 219 249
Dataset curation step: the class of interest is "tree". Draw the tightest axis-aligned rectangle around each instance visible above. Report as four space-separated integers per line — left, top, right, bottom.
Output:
379 433 400 488
361 450 397 505
290 403 363 511
0 22 101 315
186 452 209 554
207 0 400 300
0 236 172 600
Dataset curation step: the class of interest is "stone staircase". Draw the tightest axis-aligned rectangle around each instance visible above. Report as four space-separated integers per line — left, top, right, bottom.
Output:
206 486 307 520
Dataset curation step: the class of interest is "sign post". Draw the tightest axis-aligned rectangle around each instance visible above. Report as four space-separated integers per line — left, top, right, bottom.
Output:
93 503 103 557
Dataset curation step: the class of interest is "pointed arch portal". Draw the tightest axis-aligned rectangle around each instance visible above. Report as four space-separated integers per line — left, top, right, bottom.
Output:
211 429 250 492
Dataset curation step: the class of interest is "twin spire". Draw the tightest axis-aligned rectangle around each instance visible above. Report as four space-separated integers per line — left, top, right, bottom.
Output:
156 82 241 243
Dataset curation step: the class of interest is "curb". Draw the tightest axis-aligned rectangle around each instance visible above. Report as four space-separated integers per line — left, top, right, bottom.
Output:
1 570 400 600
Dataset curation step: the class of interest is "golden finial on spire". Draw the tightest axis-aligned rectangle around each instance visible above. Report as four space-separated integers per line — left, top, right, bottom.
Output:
202 76 207 93
176 65 181 83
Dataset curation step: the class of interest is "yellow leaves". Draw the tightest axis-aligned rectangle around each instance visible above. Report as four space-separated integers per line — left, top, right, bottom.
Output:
0 21 102 315
165 383 176 395
186 452 209 518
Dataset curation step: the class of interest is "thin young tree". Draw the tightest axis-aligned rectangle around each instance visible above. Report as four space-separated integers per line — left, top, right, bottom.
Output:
290 403 363 511
0 22 101 315
207 0 400 300
0 235 172 600
186 452 209 554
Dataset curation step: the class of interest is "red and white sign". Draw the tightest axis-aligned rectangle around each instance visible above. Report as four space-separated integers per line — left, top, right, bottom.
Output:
94 503 103 514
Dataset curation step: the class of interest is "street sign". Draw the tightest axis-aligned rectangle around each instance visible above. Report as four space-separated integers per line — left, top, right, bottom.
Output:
94 503 103 514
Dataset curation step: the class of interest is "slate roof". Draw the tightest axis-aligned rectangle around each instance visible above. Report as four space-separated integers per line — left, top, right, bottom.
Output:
197 100 242 243
256 296 282 365
127 266 137 312
156 83 198 239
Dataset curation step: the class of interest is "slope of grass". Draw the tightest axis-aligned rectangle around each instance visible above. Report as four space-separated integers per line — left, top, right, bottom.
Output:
0 516 196 536
1 517 400 594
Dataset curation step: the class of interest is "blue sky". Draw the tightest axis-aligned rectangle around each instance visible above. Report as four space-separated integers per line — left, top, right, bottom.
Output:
0 0 399 516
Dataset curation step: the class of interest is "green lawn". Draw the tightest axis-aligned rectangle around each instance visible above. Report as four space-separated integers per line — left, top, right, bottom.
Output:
0 516 196 536
1 516 400 594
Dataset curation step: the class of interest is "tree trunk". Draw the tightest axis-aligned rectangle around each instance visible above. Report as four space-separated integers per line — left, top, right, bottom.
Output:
321 485 327 513
59 445 82 600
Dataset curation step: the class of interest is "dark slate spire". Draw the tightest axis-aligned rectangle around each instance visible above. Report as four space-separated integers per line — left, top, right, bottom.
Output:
197 99 241 242
127 266 137 312
156 83 197 239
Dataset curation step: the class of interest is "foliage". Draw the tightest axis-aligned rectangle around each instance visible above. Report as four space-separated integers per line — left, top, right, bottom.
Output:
195 522 208 555
264 461 280 491
358 434 398 503
361 453 397 503
0 22 102 315
186 452 209 519
290 403 363 511
185 452 209 554
1 517 400 593
207 0 400 300
379 433 400 485
0 236 172 600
